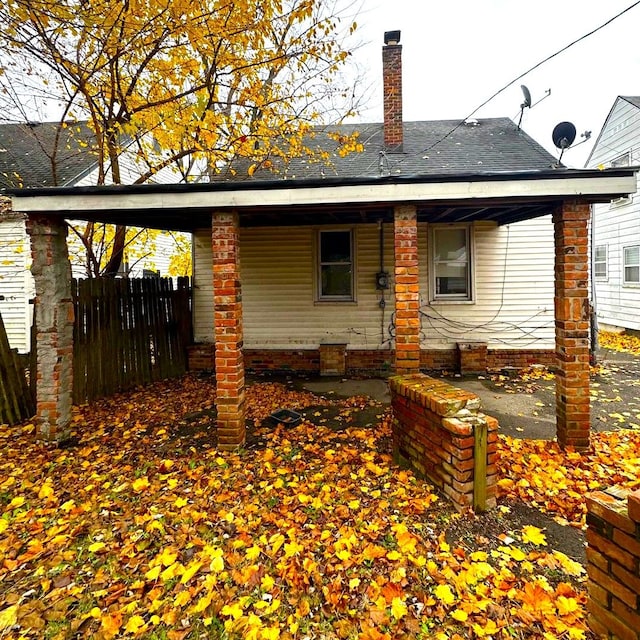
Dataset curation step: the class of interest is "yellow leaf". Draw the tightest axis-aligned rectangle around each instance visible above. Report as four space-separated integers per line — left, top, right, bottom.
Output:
557 595 579 616
132 477 150 492
348 577 360 590
161 562 181 582
451 609 468 622
0 519 8 535
246 545 261 561
386 550 401 561
159 548 178 567
261 574 275 591
174 590 191 608
124 615 146 634
145 565 161 581
9 496 24 508
0 604 18 631
210 555 224 573
180 560 202 584
434 584 456 606
521 525 547 546
174 497 188 508
221 601 244 619
38 483 55 500
390 597 407 620
88 541 106 553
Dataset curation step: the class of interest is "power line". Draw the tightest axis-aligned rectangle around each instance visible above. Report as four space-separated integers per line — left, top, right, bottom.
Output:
419 0 640 156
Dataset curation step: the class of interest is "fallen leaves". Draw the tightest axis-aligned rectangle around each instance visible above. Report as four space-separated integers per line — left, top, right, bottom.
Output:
496 429 640 527
599 329 640 356
0 374 599 639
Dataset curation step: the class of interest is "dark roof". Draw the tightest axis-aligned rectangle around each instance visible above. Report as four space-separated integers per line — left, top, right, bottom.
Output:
621 96 640 109
218 117 557 181
0 121 98 189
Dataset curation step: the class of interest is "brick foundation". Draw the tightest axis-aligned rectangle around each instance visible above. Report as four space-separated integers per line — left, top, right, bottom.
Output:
586 488 640 640
389 374 498 511
554 202 591 449
188 345 556 376
26 215 74 441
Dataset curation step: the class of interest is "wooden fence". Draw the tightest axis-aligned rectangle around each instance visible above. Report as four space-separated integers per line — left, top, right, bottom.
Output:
0 311 35 425
72 277 192 403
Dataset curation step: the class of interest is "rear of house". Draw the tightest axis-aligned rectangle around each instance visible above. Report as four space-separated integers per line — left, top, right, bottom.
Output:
191 215 556 374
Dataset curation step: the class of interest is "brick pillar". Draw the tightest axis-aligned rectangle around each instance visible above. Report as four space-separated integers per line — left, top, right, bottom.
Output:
212 211 245 449
394 205 420 374
553 201 591 450
26 214 74 441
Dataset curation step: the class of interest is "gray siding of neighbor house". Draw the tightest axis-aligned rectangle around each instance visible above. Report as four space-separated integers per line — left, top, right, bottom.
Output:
193 217 555 351
587 98 640 331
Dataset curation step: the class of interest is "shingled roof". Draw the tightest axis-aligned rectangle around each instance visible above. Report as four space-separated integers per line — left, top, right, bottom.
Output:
218 117 557 181
0 121 98 189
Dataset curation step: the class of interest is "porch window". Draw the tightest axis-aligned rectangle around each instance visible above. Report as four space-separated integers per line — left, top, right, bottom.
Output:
317 229 354 301
623 245 640 284
430 225 472 301
594 245 607 280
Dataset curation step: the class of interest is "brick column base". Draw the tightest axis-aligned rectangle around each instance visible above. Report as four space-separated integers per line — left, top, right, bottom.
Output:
212 211 245 449
553 202 591 449
26 214 74 441
394 205 420 374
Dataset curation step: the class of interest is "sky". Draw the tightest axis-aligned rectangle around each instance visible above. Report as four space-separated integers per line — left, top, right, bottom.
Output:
345 0 640 168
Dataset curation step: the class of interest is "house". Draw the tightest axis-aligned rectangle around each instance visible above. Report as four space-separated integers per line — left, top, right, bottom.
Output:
9 32 636 451
585 96 640 332
0 121 189 353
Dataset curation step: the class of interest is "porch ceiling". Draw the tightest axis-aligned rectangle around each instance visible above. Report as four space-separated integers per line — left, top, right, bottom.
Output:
9 168 636 232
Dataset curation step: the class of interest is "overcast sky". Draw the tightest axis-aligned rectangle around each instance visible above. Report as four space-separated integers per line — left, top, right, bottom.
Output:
347 0 640 168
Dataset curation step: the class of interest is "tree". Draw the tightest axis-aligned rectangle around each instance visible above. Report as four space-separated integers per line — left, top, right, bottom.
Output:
0 0 364 275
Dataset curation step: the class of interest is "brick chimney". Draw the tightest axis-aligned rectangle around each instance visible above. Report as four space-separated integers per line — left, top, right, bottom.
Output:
382 30 403 151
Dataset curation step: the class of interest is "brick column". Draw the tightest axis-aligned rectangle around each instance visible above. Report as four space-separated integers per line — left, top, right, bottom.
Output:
553 201 591 449
26 214 74 441
212 212 245 449
394 205 420 374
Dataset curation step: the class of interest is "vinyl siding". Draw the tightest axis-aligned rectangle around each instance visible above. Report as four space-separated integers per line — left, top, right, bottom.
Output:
193 216 555 350
0 217 34 353
587 98 640 330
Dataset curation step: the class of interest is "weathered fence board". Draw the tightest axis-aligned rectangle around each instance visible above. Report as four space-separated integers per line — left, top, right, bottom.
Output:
0 311 35 425
72 277 192 403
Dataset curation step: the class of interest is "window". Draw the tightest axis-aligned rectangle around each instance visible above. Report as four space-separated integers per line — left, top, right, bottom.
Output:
594 245 607 280
611 152 631 168
317 230 354 301
624 245 640 284
431 225 472 301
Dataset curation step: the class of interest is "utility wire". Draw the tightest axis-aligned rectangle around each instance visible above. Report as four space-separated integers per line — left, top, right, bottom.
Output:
416 0 640 156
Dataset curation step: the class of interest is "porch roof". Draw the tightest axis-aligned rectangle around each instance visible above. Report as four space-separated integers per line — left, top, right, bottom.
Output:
9 167 636 232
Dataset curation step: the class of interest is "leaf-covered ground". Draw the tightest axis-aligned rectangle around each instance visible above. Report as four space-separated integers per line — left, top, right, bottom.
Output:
4 332 640 640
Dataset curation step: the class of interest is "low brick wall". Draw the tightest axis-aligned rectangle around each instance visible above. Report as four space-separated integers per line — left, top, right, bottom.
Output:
389 373 498 511
586 487 640 640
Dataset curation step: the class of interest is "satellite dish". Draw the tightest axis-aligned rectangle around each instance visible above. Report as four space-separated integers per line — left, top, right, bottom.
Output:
521 85 532 109
552 122 577 149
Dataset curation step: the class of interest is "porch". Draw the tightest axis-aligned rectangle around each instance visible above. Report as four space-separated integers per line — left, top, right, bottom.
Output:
10 168 636 450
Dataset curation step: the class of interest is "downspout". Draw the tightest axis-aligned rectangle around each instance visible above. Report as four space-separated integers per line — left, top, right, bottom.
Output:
590 204 598 365
378 220 386 345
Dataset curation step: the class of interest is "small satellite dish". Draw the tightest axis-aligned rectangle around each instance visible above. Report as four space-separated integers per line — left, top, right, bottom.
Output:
552 121 577 166
521 85 532 109
552 122 577 149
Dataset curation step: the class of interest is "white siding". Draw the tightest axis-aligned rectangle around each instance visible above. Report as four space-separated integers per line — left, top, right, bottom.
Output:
193 217 555 351
587 98 640 330
0 217 34 353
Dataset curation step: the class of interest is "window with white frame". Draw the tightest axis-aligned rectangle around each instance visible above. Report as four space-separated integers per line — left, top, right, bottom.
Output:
624 245 640 284
594 245 607 279
317 229 354 301
430 225 472 301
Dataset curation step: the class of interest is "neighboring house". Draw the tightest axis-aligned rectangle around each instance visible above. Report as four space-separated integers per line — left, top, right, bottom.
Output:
0 121 188 352
10 32 636 449
586 96 640 332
